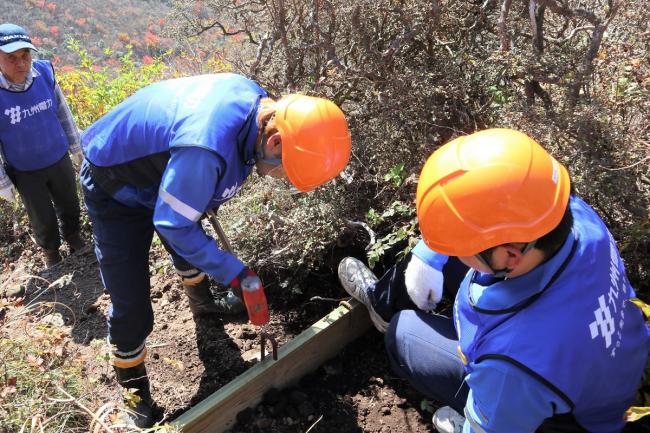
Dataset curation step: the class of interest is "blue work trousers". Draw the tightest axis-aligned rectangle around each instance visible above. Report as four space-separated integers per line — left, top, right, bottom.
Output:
370 253 470 412
80 160 194 353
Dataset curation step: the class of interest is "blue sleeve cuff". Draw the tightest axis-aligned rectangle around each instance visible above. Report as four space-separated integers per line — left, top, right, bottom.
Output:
412 239 450 270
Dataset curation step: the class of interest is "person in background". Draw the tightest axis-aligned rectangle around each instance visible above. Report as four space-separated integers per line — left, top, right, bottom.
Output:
340 128 649 433
80 72 351 427
0 23 85 268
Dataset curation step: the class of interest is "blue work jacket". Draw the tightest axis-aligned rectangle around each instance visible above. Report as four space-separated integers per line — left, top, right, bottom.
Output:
81 73 267 284
454 196 649 433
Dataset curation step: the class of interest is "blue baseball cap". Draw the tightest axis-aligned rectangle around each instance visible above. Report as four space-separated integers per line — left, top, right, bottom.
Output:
0 23 38 53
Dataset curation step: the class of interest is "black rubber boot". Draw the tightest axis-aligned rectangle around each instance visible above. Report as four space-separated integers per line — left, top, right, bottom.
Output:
182 272 245 316
65 231 86 253
43 248 62 268
114 363 155 428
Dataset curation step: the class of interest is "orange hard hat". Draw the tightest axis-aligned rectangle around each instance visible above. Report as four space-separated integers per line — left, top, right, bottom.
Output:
416 128 570 256
274 94 351 192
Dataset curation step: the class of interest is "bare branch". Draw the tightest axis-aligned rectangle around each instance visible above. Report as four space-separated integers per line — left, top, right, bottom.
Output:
546 25 595 43
499 0 513 51
195 19 259 44
529 0 546 54
567 1 621 107
249 32 272 77
537 0 598 24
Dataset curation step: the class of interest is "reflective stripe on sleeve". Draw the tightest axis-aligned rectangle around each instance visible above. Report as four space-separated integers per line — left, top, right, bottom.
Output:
159 187 202 222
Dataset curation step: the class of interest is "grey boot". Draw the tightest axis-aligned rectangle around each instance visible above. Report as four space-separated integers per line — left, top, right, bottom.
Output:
181 271 245 316
114 363 155 428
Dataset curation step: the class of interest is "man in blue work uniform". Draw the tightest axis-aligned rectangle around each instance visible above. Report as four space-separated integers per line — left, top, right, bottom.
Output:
0 23 85 267
340 129 649 433
80 72 351 427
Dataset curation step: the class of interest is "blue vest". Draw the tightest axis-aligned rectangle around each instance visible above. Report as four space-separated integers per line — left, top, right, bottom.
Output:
81 73 267 209
0 60 69 171
455 197 649 433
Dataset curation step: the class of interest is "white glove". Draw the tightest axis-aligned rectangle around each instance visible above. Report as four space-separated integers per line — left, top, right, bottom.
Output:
0 185 16 203
404 254 444 311
70 151 84 167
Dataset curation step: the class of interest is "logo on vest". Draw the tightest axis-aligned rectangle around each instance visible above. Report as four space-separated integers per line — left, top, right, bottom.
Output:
4 99 53 125
589 235 626 357
589 295 615 348
4 105 21 124
221 183 241 200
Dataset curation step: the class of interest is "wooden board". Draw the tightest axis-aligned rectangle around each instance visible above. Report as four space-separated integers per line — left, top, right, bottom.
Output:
172 300 372 432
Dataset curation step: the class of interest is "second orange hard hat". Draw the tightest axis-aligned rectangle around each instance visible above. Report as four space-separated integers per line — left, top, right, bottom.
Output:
416 128 571 256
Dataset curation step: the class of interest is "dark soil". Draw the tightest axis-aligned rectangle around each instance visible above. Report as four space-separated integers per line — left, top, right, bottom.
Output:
2 228 649 433
1 228 435 433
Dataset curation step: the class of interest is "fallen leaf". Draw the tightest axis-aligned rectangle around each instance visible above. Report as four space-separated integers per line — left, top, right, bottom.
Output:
163 357 185 371
626 406 650 422
27 354 45 368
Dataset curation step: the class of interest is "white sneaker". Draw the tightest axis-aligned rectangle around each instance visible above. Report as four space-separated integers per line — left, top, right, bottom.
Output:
432 406 465 433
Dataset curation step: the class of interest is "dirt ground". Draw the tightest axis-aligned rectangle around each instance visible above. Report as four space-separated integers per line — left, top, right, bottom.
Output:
2 227 649 433
1 227 437 433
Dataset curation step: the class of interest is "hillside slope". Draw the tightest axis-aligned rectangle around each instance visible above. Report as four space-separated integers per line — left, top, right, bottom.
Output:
0 0 174 66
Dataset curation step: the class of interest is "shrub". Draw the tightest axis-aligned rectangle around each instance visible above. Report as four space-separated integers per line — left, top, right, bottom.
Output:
58 39 168 130
169 0 649 293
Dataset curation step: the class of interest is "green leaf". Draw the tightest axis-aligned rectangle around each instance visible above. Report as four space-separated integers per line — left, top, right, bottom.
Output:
383 163 406 187
367 208 382 226
420 399 435 413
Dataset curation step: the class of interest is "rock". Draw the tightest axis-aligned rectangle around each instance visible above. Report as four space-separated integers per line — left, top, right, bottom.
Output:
395 397 408 408
168 289 181 301
380 406 391 415
240 327 258 340
1 283 24 298
242 348 261 362
41 313 65 327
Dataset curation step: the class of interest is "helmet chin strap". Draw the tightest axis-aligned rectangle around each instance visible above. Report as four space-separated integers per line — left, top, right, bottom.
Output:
475 253 511 278
475 240 537 278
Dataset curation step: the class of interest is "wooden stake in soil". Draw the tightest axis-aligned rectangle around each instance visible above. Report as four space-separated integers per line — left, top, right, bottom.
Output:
173 300 371 432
